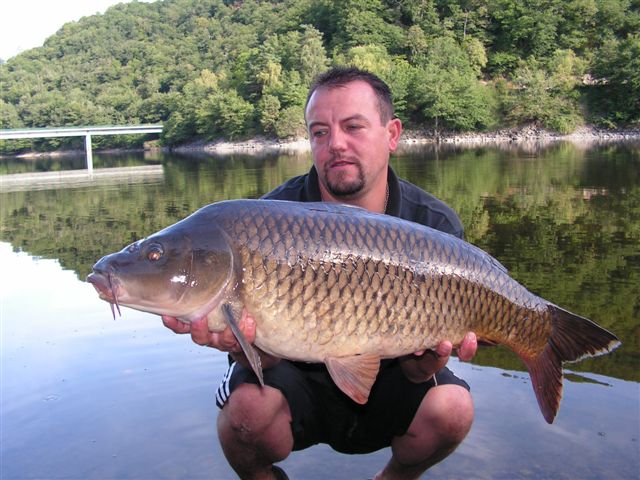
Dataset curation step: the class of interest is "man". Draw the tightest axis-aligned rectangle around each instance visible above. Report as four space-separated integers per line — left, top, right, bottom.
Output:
163 67 477 480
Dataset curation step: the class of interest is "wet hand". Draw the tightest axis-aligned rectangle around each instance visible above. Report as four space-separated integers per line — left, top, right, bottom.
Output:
400 332 477 383
161 311 281 370
161 310 256 352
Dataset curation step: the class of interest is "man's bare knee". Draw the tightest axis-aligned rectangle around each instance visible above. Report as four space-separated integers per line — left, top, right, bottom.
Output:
389 384 474 473
217 383 293 464
220 384 289 433
424 385 474 445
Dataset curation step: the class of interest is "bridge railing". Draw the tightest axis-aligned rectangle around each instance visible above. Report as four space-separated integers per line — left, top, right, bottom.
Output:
0 124 163 173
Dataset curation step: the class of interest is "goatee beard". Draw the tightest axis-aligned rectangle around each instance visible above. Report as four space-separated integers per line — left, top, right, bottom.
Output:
324 162 365 198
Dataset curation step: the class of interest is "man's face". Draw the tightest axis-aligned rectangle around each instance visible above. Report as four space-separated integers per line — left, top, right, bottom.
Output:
305 80 401 200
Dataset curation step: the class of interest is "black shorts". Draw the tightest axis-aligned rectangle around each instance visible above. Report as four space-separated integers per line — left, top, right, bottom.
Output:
215 359 469 454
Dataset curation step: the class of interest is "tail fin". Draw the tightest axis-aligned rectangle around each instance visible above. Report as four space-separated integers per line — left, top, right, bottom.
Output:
522 305 620 424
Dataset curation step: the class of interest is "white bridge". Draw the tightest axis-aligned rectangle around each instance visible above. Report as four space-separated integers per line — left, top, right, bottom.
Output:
0 124 163 173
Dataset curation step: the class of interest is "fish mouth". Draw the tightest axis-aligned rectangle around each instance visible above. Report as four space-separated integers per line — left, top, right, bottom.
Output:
87 271 122 319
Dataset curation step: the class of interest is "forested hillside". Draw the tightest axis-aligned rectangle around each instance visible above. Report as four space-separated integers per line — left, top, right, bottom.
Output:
1 0 638 153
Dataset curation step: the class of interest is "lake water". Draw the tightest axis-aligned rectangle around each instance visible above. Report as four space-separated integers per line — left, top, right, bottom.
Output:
1 141 639 479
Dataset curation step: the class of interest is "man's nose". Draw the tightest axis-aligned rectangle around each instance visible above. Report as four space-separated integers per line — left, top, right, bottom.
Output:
328 128 347 153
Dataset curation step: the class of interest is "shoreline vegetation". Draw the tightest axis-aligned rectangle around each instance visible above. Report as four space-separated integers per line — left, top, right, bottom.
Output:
5 124 640 160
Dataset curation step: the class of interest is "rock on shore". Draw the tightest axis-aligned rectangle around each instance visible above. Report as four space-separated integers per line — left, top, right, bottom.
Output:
401 124 640 145
174 124 640 154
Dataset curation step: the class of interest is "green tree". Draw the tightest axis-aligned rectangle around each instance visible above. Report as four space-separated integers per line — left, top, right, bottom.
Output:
593 0 639 45
246 25 327 105
274 104 306 139
298 25 329 83
501 53 584 133
258 94 281 135
436 0 491 42
0 99 30 153
399 0 444 38
411 36 496 134
487 0 562 73
162 111 191 145
331 0 405 53
463 36 488 76
590 34 640 125
196 89 255 140
405 24 429 60
0 98 22 129
556 0 599 53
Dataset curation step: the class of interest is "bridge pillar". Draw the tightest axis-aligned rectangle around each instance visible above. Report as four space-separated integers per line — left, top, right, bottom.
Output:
85 134 93 173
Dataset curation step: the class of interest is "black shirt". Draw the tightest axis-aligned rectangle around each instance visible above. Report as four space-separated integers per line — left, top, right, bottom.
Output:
262 165 464 239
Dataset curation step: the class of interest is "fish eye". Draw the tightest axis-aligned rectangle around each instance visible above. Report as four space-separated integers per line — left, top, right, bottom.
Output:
146 245 164 262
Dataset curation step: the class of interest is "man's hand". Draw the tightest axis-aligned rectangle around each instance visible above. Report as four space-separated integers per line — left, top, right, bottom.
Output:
400 332 477 384
162 312 256 351
161 310 280 369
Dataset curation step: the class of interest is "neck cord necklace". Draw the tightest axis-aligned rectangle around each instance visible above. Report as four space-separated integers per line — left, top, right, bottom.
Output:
383 183 390 212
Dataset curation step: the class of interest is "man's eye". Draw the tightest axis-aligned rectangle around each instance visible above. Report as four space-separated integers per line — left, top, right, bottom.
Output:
347 124 363 131
312 130 327 138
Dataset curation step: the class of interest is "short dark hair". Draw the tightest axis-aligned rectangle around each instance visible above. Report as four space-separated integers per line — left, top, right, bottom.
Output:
305 67 395 123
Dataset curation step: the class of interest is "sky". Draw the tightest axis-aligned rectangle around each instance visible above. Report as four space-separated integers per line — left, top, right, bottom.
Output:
0 0 154 61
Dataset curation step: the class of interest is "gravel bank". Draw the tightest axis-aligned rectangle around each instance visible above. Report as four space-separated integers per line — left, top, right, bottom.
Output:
176 124 640 154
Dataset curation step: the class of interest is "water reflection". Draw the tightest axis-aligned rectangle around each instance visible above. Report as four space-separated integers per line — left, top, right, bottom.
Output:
0 150 167 174
1 141 639 478
1 243 231 479
0 165 164 193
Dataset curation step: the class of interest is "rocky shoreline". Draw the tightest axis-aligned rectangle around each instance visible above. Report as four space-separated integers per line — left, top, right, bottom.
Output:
5 124 639 159
403 124 640 144
177 124 640 155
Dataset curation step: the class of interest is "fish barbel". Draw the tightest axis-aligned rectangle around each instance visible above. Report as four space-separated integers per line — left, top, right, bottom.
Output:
87 199 620 423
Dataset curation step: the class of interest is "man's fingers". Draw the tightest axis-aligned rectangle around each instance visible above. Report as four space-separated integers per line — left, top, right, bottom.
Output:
430 348 450 373
458 332 477 362
217 311 257 351
240 312 256 344
434 340 453 359
217 326 241 351
190 318 214 346
164 308 259 353
162 315 191 334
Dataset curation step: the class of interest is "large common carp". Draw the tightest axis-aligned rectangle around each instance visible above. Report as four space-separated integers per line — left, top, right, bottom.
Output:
87 199 620 423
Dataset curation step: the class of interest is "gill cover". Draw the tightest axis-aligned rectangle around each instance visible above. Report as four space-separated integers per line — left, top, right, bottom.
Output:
150 212 236 322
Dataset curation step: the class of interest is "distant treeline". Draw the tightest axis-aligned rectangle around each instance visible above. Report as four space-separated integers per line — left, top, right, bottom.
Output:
1 0 638 153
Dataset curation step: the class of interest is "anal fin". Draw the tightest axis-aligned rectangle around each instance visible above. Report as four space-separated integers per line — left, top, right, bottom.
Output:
222 304 264 387
325 354 381 404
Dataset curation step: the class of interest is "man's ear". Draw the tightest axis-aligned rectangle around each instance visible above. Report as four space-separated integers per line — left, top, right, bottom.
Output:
387 118 403 152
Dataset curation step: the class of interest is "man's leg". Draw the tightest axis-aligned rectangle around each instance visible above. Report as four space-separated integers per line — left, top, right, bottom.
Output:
374 384 474 480
217 384 294 480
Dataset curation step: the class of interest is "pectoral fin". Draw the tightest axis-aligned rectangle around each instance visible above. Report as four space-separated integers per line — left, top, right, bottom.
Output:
222 304 264 387
325 354 381 404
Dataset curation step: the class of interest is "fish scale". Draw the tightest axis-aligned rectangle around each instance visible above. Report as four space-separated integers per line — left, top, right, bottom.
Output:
87 199 620 423
237 203 517 359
